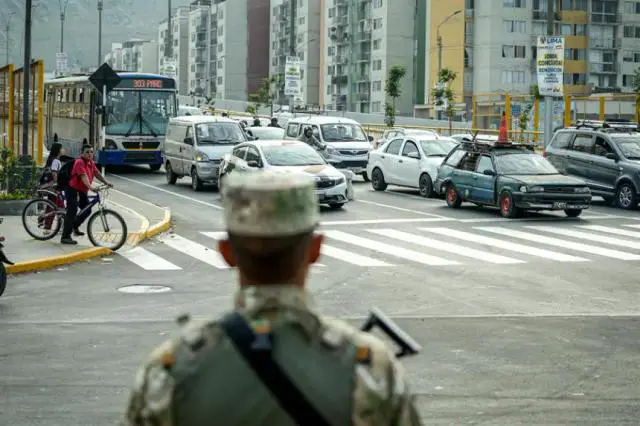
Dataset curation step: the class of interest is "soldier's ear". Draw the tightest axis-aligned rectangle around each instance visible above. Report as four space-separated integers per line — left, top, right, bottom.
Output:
308 233 324 265
218 239 237 267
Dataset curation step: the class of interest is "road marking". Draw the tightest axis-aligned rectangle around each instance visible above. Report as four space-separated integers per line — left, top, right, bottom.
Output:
109 173 223 210
320 245 392 267
354 199 448 218
369 229 524 264
478 226 640 260
423 227 588 262
320 218 454 225
526 225 640 250
161 234 229 268
624 224 640 229
366 189 443 202
455 215 627 223
118 246 182 270
201 231 379 267
578 225 640 239
323 230 459 266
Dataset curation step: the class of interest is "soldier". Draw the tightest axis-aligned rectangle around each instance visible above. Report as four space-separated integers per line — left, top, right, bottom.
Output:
123 171 422 426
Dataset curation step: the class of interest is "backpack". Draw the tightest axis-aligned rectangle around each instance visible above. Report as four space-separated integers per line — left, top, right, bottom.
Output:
38 166 53 185
56 159 75 189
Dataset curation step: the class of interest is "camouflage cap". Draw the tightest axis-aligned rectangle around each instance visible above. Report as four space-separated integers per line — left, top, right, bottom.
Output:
221 171 320 236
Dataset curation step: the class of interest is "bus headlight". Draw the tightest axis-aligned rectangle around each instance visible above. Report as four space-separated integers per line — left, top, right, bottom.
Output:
105 139 118 150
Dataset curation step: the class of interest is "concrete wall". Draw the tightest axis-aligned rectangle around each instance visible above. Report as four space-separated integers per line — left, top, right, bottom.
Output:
247 0 270 95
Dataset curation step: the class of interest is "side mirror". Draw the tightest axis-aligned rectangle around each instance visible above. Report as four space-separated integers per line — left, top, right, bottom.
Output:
407 151 420 159
483 169 496 176
183 137 193 145
247 160 262 168
368 135 374 142
605 152 617 160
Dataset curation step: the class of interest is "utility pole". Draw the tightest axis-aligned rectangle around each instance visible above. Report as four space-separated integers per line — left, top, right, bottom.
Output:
437 33 442 120
4 22 9 66
98 0 103 67
544 0 554 147
166 0 173 59
58 0 70 53
23 0 33 158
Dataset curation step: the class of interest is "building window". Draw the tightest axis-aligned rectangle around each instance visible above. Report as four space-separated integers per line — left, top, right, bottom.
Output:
373 39 382 50
217 76 223 85
623 74 635 86
624 1 640 14
328 46 335 56
371 101 381 113
373 59 382 70
501 70 526 84
218 44 223 52
504 0 526 7
328 65 335 75
298 16 305 24
218 26 223 36
327 85 332 95
373 0 382 8
502 45 526 58
372 81 382 91
373 18 383 29
503 20 526 33
328 8 335 18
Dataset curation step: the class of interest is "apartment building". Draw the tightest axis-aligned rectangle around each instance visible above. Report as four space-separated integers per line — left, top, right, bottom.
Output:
319 0 415 114
188 0 212 97
158 6 190 95
269 0 322 107
104 40 158 74
423 0 640 118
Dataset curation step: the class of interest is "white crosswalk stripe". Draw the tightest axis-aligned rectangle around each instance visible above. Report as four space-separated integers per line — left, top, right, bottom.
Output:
114 222 640 271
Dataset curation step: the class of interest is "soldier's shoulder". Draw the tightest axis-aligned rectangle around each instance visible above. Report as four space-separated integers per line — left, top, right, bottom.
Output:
319 316 396 362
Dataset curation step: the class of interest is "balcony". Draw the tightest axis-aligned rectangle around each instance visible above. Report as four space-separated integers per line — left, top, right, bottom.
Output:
532 11 562 21
357 92 370 102
334 55 347 64
589 37 619 49
335 15 348 26
356 72 370 81
465 9 474 18
331 75 348 85
356 31 371 42
591 14 619 24
358 51 371 61
464 55 473 68
590 63 617 73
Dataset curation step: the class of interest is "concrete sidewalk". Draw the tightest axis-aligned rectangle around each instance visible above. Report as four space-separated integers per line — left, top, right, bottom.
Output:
3 189 171 274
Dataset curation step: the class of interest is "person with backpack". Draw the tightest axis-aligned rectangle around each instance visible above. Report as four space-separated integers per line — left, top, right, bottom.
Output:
59 144 113 245
38 143 66 230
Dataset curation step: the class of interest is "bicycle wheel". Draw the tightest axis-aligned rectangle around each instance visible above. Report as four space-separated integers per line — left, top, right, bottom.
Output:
22 198 63 241
87 208 128 251
0 263 6 297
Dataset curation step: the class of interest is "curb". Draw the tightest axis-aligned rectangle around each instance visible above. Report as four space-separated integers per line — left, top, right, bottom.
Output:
7 204 172 275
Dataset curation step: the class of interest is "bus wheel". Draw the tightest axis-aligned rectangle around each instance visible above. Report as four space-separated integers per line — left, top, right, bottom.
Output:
149 164 161 172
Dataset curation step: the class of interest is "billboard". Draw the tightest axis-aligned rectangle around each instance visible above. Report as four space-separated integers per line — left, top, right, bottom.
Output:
536 36 564 97
284 56 301 97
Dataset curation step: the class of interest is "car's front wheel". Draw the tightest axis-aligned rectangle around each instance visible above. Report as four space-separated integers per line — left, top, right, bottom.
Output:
564 209 582 218
371 168 387 191
499 191 522 218
418 173 433 198
615 182 638 210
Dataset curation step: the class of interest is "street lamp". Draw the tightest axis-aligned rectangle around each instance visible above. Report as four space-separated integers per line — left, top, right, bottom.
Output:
436 9 461 119
58 0 71 53
98 0 103 67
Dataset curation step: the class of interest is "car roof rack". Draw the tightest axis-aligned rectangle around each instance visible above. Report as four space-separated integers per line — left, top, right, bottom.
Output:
570 119 639 133
459 134 535 153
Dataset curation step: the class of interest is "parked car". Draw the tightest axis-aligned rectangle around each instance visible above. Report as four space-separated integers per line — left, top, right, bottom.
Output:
283 116 374 181
246 126 285 140
435 140 591 218
544 119 640 209
374 127 440 149
163 116 247 191
450 133 499 143
218 139 353 209
367 135 459 197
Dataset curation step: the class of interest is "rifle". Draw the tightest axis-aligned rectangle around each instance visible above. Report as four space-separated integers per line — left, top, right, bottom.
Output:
361 307 421 358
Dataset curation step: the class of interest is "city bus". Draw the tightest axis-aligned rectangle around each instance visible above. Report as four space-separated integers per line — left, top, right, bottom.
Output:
44 72 178 169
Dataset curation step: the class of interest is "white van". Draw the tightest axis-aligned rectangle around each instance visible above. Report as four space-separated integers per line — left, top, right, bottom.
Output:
283 116 374 181
178 105 204 116
163 116 248 191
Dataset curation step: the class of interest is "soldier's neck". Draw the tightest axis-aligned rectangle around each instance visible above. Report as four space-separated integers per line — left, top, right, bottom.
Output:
238 272 307 289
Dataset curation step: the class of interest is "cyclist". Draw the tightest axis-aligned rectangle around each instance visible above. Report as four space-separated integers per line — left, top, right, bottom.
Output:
60 144 113 245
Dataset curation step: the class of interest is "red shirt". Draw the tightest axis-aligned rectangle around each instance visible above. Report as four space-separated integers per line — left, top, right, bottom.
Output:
69 158 98 193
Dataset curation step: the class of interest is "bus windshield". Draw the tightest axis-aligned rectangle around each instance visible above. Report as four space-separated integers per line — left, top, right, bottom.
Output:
106 90 176 136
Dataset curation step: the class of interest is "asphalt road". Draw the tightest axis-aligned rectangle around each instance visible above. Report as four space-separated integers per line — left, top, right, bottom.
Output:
2 166 640 425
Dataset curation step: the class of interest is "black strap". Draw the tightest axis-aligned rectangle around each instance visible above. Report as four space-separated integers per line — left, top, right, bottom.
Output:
220 312 331 426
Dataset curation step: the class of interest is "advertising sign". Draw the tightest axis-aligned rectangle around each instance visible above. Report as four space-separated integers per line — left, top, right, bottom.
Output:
56 52 68 75
536 36 564 97
284 56 301 97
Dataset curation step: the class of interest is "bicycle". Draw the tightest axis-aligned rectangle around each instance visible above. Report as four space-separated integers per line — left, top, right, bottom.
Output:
21 185 128 251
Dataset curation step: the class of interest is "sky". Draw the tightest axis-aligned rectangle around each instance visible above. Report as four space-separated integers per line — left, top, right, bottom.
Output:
0 0 190 71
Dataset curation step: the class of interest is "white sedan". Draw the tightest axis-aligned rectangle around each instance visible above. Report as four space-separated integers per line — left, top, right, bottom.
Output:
367 136 458 197
218 140 354 209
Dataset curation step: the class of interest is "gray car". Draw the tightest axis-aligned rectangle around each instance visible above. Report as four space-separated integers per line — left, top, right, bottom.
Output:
544 120 640 209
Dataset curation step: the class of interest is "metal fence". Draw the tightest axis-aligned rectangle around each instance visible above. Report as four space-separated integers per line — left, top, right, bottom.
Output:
0 60 45 165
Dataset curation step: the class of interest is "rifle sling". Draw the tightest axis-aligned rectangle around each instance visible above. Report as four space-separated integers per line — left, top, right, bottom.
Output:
221 312 332 426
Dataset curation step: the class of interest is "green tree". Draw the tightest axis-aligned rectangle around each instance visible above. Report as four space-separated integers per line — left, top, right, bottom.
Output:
516 84 544 142
248 75 279 116
430 68 457 133
384 65 407 127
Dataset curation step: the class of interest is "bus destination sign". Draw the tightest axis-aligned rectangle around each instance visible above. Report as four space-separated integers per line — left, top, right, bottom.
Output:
117 78 176 90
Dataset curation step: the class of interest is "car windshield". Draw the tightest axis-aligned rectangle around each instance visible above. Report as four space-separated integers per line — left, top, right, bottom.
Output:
419 139 458 156
612 136 640 159
494 153 559 175
320 123 367 142
106 90 176 136
195 123 246 144
249 127 285 140
262 144 326 166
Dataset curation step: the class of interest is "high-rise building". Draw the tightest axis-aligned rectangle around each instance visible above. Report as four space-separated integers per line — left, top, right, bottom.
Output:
421 0 640 120
188 0 212 97
104 40 158 74
319 0 416 114
269 0 322 107
158 6 190 95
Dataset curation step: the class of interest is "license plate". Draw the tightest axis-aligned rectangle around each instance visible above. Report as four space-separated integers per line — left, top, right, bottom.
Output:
553 202 567 209
316 192 326 200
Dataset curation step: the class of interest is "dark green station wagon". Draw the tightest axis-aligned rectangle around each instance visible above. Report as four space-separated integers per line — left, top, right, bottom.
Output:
434 141 592 218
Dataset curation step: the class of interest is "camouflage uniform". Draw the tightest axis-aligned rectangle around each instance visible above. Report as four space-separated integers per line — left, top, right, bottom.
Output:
123 171 422 426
